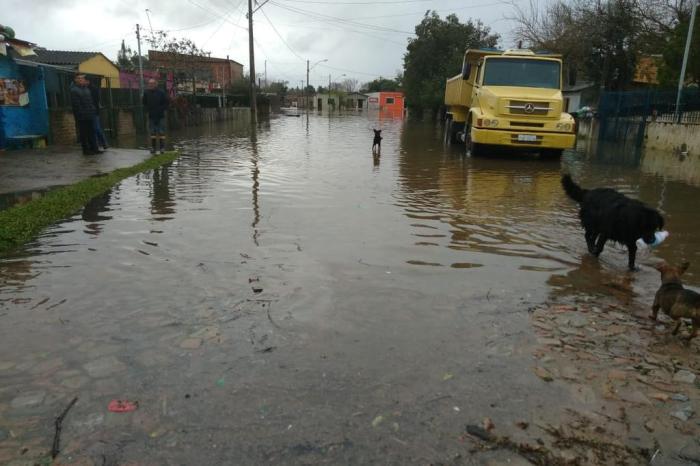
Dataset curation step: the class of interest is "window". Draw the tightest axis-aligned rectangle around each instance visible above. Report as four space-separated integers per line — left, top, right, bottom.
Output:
482 58 561 89
386 97 395 104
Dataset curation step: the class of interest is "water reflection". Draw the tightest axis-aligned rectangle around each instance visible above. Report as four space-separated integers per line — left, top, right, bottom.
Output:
396 121 570 269
250 128 261 246
150 166 175 219
82 190 113 236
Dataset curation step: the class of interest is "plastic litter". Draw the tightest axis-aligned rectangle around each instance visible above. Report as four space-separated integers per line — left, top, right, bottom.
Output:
636 230 669 249
108 400 138 413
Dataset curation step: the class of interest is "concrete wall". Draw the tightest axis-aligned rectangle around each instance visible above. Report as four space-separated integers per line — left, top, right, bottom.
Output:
645 122 700 156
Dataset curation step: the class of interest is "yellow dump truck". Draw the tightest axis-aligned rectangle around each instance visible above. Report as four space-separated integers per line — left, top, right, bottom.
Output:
444 49 575 156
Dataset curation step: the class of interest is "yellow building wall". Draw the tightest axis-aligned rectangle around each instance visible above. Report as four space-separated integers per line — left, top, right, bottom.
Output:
79 54 121 88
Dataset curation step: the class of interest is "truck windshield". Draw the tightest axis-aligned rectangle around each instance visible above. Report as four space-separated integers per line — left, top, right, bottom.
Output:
482 58 560 89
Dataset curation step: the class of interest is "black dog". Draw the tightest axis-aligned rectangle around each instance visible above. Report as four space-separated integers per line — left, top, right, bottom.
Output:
562 174 665 271
372 129 382 154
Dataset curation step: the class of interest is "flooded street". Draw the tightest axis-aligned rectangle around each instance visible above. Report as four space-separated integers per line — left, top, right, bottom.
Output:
1 113 699 464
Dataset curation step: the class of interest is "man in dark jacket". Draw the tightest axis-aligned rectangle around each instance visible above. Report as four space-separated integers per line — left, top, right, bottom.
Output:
142 79 169 154
88 81 108 150
70 74 100 155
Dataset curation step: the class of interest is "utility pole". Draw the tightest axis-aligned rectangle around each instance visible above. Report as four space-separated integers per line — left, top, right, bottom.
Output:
135 24 145 96
247 0 257 124
306 60 310 111
675 0 698 121
264 60 267 89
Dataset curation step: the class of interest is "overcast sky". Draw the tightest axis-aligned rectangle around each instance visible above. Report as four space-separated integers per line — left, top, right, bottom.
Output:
5 0 526 88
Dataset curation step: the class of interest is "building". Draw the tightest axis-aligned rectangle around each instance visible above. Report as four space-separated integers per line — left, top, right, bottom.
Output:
148 51 243 93
345 92 368 111
633 55 662 87
562 81 595 113
119 70 175 96
366 91 404 113
0 36 50 149
24 49 121 88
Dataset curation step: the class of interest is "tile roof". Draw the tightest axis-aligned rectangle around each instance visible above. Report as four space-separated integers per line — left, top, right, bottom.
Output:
23 49 101 67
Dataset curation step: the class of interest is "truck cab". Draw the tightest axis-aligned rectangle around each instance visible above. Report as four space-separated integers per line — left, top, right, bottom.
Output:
444 49 576 156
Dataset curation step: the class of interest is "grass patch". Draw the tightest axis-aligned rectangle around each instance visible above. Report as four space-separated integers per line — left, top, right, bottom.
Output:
0 151 179 255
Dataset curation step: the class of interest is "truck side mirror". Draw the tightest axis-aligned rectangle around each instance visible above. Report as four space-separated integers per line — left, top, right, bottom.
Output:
462 63 472 80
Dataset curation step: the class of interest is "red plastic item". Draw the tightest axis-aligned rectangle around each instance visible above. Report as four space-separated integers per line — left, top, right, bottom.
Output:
108 400 138 413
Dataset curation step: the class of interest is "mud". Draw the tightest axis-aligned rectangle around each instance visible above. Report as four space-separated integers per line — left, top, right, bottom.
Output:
0 113 699 465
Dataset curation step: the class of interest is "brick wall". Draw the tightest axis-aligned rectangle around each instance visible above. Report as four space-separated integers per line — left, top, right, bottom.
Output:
49 110 77 145
116 110 136 136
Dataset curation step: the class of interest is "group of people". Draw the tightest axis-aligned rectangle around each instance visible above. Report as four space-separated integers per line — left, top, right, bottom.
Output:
70 75 170 156
70 74 108 155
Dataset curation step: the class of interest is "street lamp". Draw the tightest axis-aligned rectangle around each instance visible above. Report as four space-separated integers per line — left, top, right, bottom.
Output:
675 0 698 121
306 58 327 110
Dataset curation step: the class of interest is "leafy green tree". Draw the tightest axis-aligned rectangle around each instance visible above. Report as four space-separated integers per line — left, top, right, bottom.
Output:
145 31 209 92
512 0 698 90
657 13 700 86
403 12 499 115
116 40 149 71
266 81 289 100
362 77 401 92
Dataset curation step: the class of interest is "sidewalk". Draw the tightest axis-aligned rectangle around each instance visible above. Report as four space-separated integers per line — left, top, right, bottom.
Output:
0 146 152 196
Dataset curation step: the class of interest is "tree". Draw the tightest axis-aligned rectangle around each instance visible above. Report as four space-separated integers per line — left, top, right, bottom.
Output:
116 40 149 71
362 77 401 92
656 6 700 86
341 78 359 92
403 12 499 114
267 81 289 100
145 31 210 92
511 0 698 90
117 40 132 70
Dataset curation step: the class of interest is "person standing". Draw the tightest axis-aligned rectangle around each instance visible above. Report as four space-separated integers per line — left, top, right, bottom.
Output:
89 80 108 150
70 74 100 155
142 78 169 154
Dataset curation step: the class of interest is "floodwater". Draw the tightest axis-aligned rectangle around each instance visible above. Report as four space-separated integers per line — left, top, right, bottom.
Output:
1 113 699 465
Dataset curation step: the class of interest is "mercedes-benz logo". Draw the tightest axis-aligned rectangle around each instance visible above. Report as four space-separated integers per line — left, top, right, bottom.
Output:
524 103 535 113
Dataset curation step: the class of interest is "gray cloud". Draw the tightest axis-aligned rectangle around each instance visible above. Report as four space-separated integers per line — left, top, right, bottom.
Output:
4 0 522 87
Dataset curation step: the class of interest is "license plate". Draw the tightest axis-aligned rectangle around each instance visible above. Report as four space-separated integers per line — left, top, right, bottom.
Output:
517 134 538 142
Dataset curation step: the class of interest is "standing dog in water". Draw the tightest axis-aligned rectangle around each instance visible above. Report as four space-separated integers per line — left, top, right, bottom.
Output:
561 174 665 271
372 129 382 154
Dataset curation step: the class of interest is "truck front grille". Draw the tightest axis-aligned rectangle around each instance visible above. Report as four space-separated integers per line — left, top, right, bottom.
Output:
507 100 550 116
510 121 544 127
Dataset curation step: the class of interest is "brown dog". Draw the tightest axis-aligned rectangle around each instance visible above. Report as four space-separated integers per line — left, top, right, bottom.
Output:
650 261 700 340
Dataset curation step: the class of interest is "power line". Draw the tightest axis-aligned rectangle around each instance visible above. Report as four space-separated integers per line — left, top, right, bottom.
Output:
278 0 435 4
318 62 384 77
259 7 305 62
186 0 248 30
202 10 234 46
277 0 516 24
275 20 407 46
269 1 415 34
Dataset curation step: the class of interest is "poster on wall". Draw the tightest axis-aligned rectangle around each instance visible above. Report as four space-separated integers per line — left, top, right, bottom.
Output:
0 78 29 106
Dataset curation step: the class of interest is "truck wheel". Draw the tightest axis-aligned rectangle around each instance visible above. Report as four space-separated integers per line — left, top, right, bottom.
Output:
465 125 483 157
443 118 453 145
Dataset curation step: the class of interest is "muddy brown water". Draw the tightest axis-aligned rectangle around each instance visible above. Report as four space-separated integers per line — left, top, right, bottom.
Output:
0 113 699 464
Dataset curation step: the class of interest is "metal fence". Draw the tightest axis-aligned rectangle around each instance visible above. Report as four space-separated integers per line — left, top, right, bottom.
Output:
597 88 700 159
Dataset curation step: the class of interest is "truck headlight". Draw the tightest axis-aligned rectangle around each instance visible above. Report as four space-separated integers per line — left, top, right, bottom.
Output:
556 122 572 131
482 118 499 127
